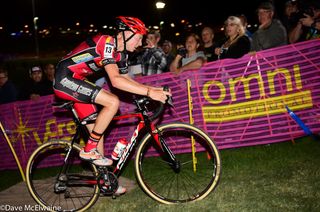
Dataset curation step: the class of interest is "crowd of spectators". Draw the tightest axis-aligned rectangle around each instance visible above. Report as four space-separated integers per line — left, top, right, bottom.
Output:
0 63 55 104
1 0 319 105
128 0 319 75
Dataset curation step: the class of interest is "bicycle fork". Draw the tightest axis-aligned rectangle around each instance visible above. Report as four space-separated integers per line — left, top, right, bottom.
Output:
150 124 180 173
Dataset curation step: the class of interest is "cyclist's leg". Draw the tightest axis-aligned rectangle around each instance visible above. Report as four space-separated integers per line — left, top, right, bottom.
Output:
94 89 120 130
79 89 119 166
83 89 119 151
85 124 104 155
87 94 127 195
54 74 113 166
91 90 126 195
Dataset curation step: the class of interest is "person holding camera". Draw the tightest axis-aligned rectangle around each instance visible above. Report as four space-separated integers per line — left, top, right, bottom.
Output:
170 33 206 74
288 0 320 43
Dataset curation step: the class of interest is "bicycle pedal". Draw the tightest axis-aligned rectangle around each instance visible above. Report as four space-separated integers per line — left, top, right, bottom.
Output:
98 171 118 195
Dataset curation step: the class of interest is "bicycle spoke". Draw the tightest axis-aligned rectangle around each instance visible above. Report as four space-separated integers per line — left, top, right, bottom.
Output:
136 123 221 203
26 141 99 211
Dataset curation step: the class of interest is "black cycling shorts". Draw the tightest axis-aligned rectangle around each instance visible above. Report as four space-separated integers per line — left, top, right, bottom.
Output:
53 71 102 121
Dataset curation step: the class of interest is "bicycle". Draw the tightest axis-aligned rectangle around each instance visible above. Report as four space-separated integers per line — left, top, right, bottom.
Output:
26 89 222 211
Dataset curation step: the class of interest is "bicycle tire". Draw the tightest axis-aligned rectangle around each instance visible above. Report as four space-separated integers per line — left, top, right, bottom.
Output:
26 139 100 212
135 122 221 204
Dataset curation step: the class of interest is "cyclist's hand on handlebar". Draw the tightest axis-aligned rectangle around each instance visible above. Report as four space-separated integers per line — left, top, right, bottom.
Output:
163 86 173 106
148 88 172 104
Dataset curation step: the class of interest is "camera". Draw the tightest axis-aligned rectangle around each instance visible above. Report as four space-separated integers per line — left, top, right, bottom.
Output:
295 7 314 19
177 47 187 58
289 0 315 24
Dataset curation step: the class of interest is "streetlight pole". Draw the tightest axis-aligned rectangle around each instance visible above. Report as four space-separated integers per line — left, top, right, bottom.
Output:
32 0 39 58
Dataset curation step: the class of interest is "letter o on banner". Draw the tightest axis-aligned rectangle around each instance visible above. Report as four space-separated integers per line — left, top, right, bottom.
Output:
202 80 226 104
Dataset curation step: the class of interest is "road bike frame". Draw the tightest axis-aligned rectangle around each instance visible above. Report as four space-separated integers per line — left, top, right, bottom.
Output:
60 98 177 184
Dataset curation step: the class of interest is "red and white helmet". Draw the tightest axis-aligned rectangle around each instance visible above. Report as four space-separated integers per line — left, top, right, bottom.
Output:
116 16 147 35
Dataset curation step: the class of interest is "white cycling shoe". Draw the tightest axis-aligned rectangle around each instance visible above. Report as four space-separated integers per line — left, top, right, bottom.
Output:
79 148 113 166
115 186 127 195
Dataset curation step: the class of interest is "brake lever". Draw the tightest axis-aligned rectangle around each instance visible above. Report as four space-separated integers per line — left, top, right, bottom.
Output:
163 86 174 107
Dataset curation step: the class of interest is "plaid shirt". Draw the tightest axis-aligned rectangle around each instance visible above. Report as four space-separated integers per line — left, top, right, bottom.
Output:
141 47 167 76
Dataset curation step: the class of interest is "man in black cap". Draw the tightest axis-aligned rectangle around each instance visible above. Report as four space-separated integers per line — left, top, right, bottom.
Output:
19 66 54 100
251 1 288 51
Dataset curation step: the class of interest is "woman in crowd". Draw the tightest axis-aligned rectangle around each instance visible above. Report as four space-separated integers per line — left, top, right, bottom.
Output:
215 16 251 60
170 33 206 74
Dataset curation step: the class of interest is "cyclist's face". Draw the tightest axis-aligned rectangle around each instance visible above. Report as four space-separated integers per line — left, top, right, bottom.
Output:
125 32 143 52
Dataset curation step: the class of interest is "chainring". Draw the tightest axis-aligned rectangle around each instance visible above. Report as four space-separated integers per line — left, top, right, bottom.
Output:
97 171 118 195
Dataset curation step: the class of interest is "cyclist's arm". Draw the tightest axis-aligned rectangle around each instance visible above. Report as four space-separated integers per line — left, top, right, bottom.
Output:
120 73 164 92
104 64 171 102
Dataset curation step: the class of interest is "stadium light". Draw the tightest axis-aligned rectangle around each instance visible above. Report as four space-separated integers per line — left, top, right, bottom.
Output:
155 1 165 9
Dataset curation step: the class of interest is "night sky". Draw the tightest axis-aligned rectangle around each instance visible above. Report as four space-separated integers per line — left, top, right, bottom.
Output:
0 0 290 30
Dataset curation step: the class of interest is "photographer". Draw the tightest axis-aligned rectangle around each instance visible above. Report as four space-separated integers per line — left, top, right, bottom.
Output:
288 0 320 43
170 33 206 74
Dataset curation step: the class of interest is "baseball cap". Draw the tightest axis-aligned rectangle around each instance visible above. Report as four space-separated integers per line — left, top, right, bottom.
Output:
257 1 275 11
285 0 297 6
29 66 42 74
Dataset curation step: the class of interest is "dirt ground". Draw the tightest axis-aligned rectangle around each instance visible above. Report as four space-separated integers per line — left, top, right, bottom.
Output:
0 176 136 211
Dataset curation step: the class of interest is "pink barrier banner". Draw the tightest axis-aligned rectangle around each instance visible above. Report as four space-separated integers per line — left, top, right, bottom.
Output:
1 39 320 171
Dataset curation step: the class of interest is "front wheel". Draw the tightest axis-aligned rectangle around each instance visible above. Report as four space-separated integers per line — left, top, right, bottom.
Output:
135 122 221 204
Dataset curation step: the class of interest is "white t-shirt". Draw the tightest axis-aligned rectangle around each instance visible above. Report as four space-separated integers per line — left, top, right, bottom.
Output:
182 51 206 66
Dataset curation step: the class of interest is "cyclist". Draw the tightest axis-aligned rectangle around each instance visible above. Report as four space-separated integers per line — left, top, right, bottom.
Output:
53 16 171 194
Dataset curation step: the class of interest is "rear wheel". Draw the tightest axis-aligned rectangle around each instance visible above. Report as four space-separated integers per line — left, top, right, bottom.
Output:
26 140 100 212
135 123 221 204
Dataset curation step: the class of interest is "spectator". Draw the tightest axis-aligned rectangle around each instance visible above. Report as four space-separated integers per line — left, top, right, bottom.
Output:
43 63 55 83
214 16 251 60
238 14 253 39
0 68 18 104
281 0 299 34
288 0 320 43
251 1 288 51
43 63 55 91
19 66 54 101
141 30 167 76
127 48 144 77
201 26 218 62
170 33 206 74
161 40 175 72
